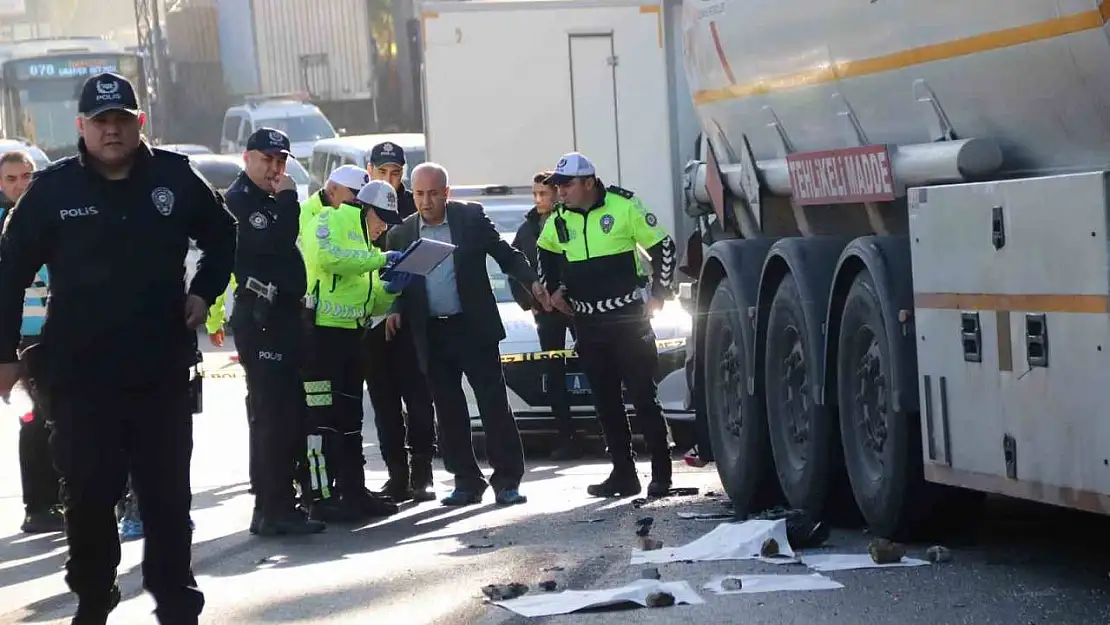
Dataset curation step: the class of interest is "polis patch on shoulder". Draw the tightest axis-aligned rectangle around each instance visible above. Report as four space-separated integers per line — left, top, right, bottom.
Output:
316 225 330 239
248 211 269 229
600 214 615 234
644 212 658 227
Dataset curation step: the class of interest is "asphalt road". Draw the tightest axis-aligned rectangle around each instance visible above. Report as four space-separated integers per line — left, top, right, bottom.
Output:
0 337 1108 624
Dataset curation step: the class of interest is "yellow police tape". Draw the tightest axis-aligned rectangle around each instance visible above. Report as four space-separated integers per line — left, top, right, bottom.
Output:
498 337 686 364
200 338 686 378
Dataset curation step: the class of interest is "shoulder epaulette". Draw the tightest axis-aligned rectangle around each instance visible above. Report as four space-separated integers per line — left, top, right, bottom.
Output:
33 156 77 179
606 185 634 200
151 147 191 163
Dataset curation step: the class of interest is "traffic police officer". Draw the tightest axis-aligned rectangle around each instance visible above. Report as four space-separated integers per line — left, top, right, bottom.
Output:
0 149 63 534
225 127 324 536
300 179 411 522
0 72 235 625
536 152 678 499
299 164 369 234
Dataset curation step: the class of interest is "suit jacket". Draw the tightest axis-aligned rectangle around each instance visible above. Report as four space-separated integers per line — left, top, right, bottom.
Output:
386 200 537 368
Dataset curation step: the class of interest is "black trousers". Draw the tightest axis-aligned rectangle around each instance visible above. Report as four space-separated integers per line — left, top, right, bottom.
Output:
302 325 367 500
231 304 306 516
534 312 574 436
425 315 524 493
574 304 670 462
18 336 61 514
49 378 202 622
363 321 436 469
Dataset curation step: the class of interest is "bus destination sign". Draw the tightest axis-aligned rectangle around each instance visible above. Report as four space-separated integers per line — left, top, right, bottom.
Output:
13 57 120 81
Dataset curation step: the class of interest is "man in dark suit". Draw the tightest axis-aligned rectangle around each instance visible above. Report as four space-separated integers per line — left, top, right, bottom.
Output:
385 162 551 507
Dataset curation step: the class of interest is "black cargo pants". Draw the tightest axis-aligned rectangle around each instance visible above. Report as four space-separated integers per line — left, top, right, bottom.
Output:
534 312 574 437
573 303 670 462
363 321 437 469
231 297 306 517
18 337 60 515
302 325 367 500
49 376 202 622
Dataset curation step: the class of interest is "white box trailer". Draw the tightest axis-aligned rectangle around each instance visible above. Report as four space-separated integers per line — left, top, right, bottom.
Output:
418 0 699 238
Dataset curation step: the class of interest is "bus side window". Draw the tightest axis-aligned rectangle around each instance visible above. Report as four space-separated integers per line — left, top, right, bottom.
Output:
221 115 239 145
310 152 328 184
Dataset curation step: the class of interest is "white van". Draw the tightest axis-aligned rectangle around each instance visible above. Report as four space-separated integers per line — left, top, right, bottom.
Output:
220 95 337 166
309 133 425 190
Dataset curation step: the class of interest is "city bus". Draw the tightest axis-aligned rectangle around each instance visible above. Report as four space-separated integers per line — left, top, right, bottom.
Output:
0 38 145 160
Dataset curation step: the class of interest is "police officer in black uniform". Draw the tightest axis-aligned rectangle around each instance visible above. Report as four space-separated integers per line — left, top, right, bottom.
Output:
225 128 325 537
0 73 235 625
365 141 438 501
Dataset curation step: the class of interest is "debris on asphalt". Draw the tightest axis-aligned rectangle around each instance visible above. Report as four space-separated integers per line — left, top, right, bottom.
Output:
635 517 654 537
749 507 830 548
631 519 796 565
490 579 705 617
576 518 605 524
668 487 700 497
926 545 952 563
542 566 565 572
645 591 675 607
539 580 558 591
704 573 844 595
720 577 743 591
677 510 734 521
482 583 529 601
467 542 495 550
868 538 906 564
631 498 647 508
641 567 661 580
639 537 665 551
800 553 930 571
704 490 720 497
760 537 780 558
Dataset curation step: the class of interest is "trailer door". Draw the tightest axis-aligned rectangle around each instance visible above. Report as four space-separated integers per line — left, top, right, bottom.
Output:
568 33 621 185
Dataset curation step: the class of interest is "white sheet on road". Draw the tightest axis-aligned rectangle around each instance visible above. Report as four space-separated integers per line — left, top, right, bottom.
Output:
630 519 797 565
703 573 844 595
801 553 930 571
493 579 705 617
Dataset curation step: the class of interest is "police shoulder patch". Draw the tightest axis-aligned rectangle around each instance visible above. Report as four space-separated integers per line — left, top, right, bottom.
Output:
316 225 330 239
644 212 658 227
606 185 634 200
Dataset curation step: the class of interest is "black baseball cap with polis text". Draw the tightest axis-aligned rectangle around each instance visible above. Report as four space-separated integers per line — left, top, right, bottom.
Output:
369 141 405 167
78 72 140 118
246 127 293 157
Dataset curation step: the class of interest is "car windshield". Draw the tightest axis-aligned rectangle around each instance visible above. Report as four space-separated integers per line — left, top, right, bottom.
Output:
193 160 242 192
285 158 310 185
486 256 517 304
256 114 336 143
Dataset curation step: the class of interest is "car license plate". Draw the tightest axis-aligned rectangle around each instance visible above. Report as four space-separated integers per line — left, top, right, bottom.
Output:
566 373 590 394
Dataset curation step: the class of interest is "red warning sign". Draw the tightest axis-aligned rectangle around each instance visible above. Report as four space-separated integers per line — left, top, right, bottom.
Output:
787 145 896 205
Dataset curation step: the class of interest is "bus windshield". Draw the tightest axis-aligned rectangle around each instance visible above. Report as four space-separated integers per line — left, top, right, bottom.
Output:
1 53 143 159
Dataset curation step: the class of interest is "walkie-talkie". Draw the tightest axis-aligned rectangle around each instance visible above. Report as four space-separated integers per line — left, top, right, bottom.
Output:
189 334 204 415
554 204 570 244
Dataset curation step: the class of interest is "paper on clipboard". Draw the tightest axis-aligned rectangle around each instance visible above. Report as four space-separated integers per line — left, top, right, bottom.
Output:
388 238 456 277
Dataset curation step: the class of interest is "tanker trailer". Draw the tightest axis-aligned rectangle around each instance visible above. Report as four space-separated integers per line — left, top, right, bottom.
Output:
679 0 1110 539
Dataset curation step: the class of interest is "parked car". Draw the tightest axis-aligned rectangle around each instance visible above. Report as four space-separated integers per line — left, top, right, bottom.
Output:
464 232 693 441
160 143 214 156
0 138 50 169
309 133 425 191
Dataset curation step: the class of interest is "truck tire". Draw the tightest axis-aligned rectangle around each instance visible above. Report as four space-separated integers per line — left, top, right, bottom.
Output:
703 281 779 515
836 269 924 538
764 272 849 519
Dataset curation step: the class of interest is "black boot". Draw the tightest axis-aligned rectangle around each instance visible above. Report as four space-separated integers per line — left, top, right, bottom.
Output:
256 508 326 536
409 454 436 502
376 460 414 503
343 488 399 519
71 583 121 625
647 454 673 498
21 507 65 533
586 462 641 498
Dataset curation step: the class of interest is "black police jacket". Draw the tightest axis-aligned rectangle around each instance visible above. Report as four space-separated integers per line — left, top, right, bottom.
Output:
0 140 236 388
224 172 307 305
397 184 417 220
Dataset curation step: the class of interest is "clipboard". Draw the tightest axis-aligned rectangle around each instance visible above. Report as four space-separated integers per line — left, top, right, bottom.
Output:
382 237 456 281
